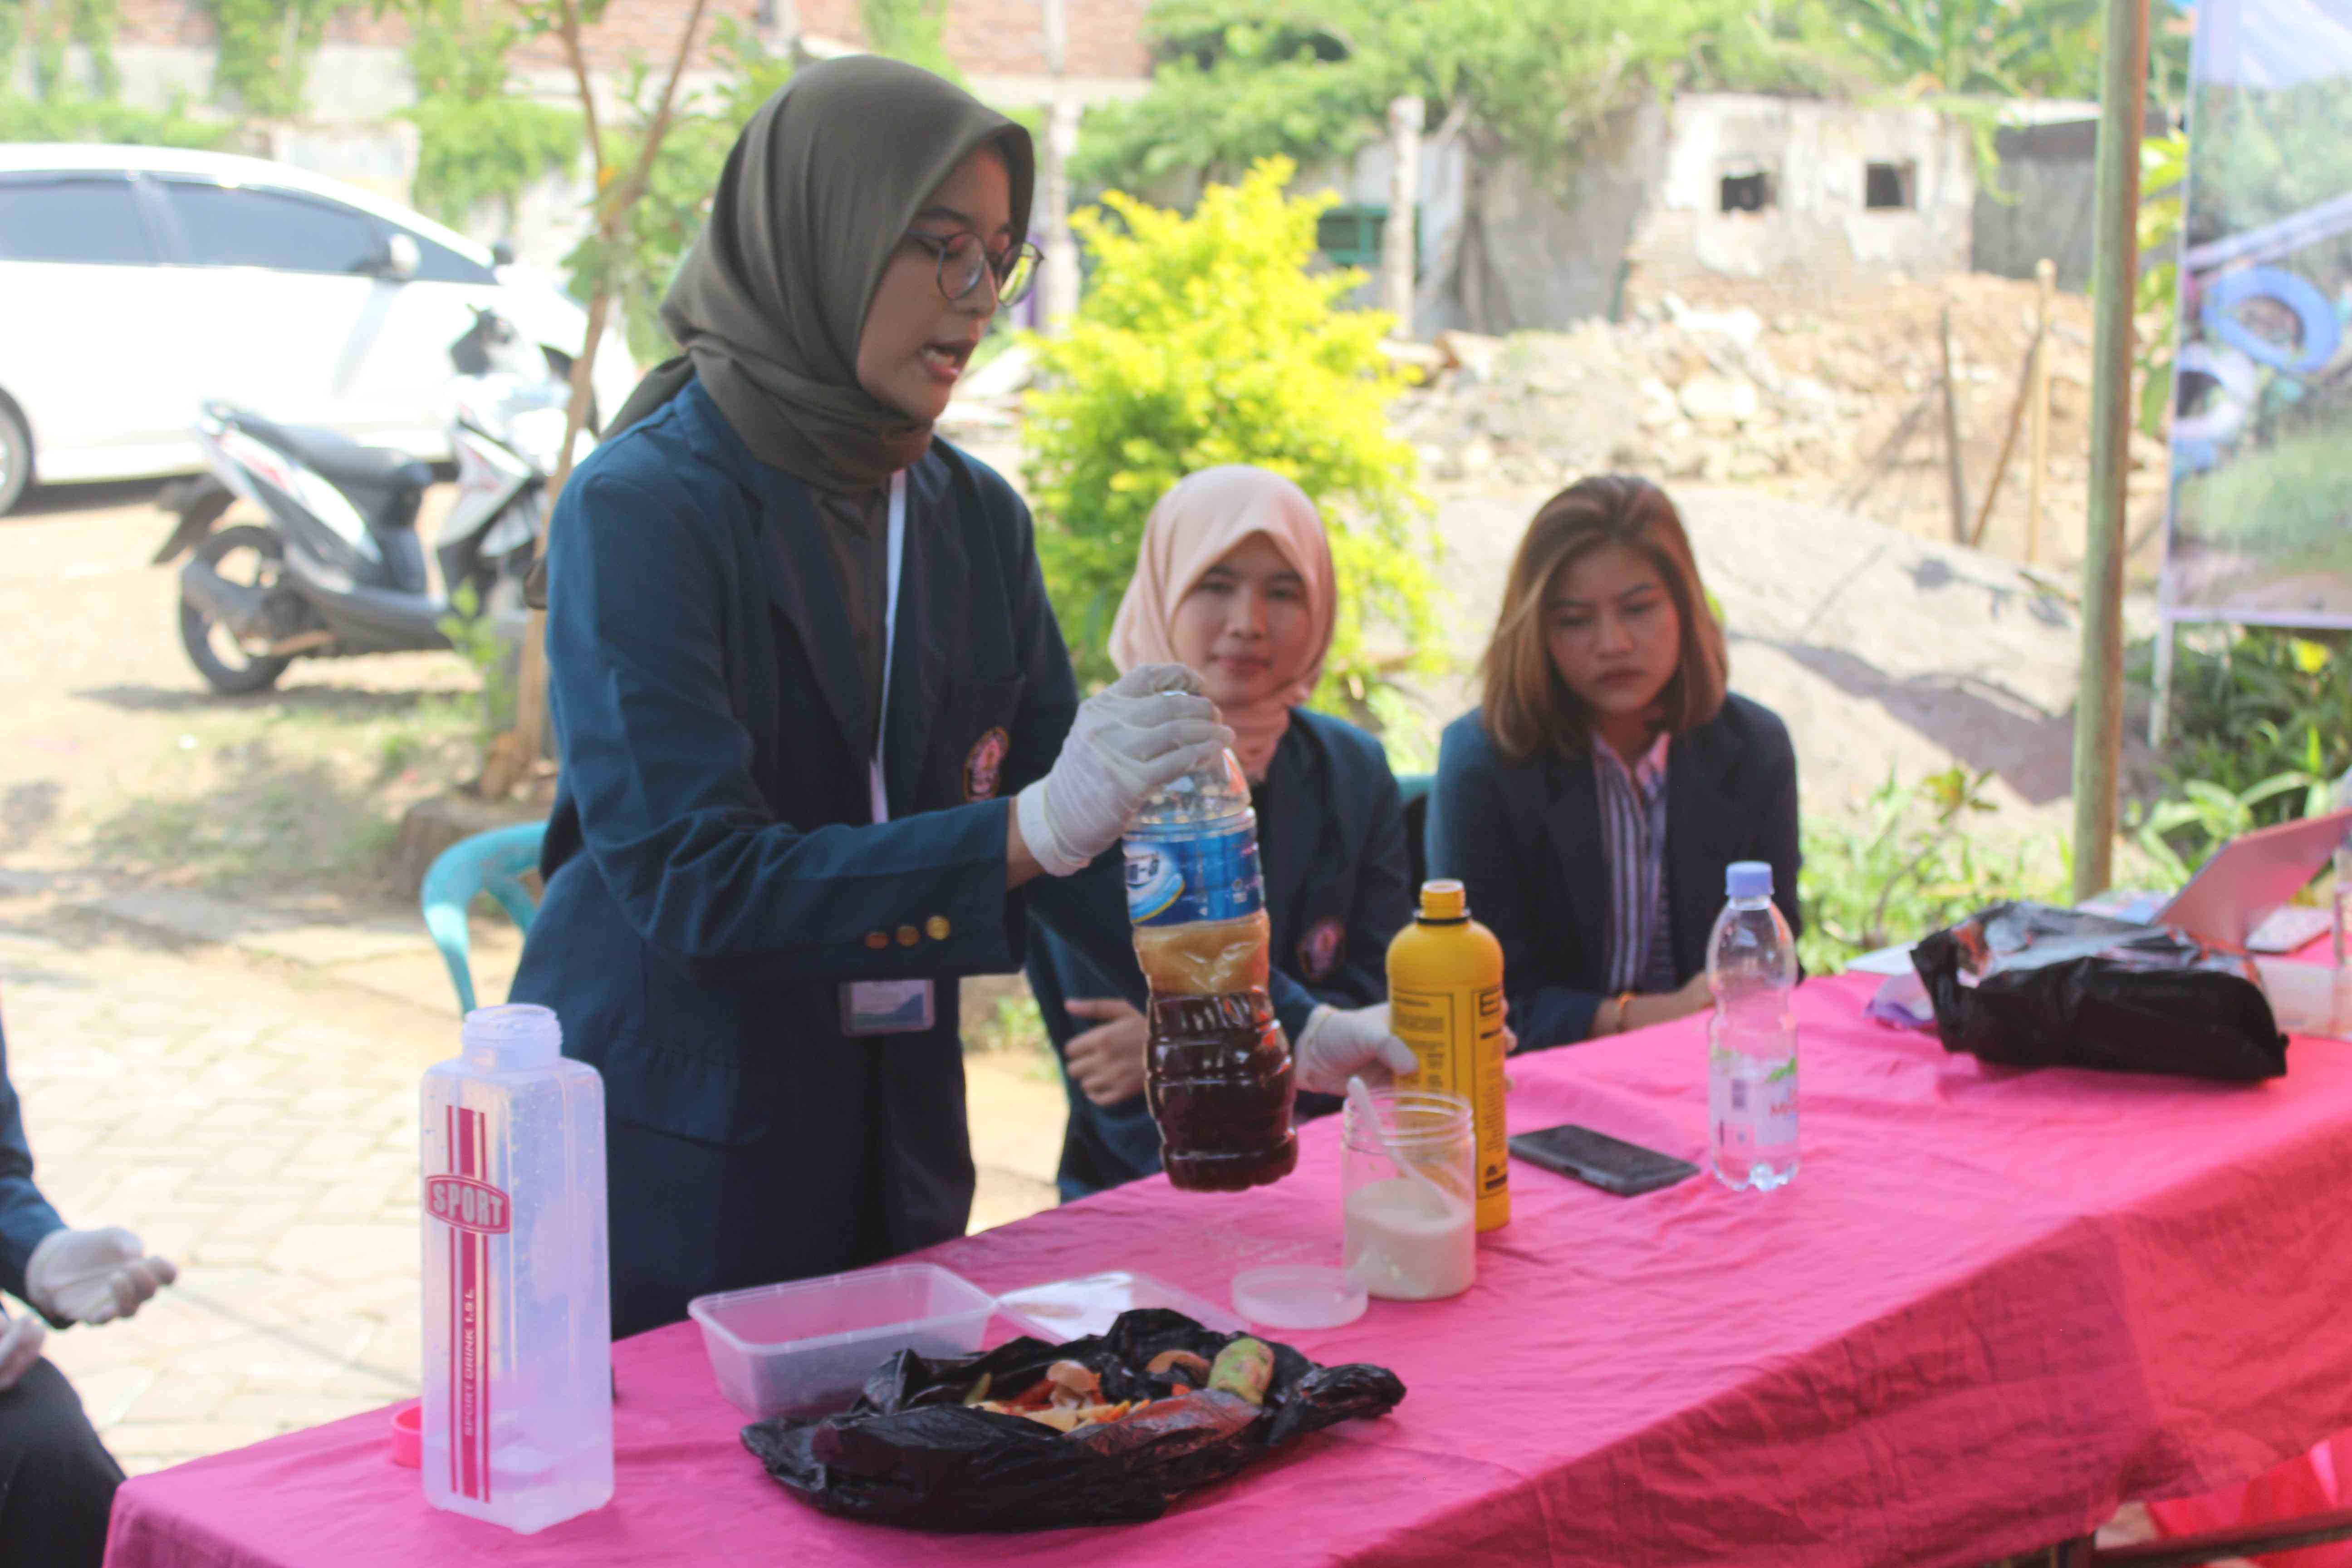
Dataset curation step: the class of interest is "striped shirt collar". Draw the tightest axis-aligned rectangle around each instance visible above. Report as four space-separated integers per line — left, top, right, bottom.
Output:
1591 728 1675 997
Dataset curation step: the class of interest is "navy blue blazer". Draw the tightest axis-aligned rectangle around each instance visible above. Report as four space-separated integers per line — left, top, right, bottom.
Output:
0 1003 69 1313
1027 709 1414 1196
508 379 1271 1330
1428 693 1801 1052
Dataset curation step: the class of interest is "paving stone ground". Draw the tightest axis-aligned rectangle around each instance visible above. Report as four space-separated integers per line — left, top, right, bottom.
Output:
0 895 1063 1477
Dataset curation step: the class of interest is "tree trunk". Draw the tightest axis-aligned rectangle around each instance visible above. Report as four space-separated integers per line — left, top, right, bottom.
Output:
1383 95 1423 338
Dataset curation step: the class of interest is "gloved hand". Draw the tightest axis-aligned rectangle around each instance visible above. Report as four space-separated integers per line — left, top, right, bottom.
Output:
1292 1002 1420 1096
26 1227 176 1326
1017 664 1232 877
0 1308 45 1392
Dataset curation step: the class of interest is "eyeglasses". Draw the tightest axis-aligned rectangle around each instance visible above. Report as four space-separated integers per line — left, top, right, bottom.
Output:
905 230 1043 307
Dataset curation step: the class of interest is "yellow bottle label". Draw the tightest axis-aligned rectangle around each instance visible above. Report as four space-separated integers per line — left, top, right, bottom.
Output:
1392 981 1511 1231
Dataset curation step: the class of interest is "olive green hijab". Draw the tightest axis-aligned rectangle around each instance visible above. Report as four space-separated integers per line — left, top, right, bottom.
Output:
528 58 1034 605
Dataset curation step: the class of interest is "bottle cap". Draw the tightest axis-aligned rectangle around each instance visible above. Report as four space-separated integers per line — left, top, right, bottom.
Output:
462 1003 562 1066
1419 879 1467 921
1230 1264 1367 1330
1725 861 1772 900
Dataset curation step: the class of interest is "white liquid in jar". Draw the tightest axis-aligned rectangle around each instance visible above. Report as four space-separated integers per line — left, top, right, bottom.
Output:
1343 1177 1475 1301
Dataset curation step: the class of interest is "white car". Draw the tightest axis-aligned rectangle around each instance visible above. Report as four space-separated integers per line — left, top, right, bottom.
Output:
0 143 637 514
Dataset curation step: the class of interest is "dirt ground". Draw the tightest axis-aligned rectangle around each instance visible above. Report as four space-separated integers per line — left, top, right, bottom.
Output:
0 481 483 917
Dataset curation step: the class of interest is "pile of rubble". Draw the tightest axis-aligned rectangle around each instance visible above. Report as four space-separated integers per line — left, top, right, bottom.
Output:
1387 272 2164 574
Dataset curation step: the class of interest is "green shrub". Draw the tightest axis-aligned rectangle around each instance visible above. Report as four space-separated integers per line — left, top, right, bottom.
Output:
1798 767 2069 975
404 93 579 231
1020 158 1439 708
436 583 518 745
2142 624 2352 849
0 91 232 147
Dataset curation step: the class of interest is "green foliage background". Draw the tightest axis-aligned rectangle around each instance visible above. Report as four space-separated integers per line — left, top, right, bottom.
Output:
1022 160 1438 713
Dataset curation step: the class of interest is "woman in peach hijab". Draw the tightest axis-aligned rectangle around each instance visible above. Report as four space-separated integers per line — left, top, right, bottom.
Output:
1025 466 1416 1197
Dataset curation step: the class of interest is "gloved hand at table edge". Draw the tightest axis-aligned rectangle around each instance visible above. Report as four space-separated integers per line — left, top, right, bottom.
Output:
26 1226 176 1327
1017 663 1233 878
1293 1002 1420 1097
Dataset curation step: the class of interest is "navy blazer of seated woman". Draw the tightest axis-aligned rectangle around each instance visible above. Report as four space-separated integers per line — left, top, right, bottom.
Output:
1428 691 1801 1052
1025 708 1414 1198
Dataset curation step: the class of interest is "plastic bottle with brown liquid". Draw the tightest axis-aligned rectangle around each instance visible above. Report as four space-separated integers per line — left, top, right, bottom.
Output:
1387 880 1509 1230
1125 751 1296 1192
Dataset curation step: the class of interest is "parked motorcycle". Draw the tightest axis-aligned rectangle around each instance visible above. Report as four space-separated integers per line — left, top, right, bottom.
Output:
155 306 586 695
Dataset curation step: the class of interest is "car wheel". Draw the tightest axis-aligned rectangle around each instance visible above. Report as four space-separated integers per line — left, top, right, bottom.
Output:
180 525 294 696
0 403 29 518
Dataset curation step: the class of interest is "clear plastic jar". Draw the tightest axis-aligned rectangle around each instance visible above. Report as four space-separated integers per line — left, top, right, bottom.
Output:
1341 1088 1476 1301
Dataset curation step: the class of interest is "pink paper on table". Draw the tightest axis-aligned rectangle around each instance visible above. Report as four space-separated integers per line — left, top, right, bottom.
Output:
103 976 2352 1568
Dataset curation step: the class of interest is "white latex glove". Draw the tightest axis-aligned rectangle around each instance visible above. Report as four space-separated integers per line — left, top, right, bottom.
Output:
1292 1002 1420 1096
0 1309 45 1392
26 1228 176 1326
1016 663 1233 877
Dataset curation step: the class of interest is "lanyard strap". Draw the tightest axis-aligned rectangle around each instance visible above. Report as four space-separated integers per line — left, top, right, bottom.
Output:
868 470 907 826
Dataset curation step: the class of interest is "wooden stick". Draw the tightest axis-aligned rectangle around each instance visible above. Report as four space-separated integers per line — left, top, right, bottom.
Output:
2027 257 2055 564
1940 302 1970 544
1970 339 2039 547
2070 0 2149 903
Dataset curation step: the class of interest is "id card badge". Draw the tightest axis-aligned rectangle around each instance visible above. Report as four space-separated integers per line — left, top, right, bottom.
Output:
842 980 936 1037
840 474 934 1041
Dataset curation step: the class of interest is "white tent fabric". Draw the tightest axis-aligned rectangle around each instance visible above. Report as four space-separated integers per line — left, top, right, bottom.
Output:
2196 0 2352 89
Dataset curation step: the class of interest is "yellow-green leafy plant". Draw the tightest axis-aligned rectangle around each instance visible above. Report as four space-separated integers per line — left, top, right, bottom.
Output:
1021 157 1439 710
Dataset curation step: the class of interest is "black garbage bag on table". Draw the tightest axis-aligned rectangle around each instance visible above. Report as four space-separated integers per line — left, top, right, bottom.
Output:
1911 901 2288 1081
740 1308 1406 1531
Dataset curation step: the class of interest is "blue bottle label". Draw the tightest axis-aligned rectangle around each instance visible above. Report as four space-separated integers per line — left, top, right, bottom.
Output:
1124 824 1265 927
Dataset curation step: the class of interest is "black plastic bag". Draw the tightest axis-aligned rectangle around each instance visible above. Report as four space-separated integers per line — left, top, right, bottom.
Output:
740 1308 1406 1531
1910 901 2288 1081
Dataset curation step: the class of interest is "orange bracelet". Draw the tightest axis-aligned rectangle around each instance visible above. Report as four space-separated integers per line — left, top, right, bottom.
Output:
1611 991 1637 1034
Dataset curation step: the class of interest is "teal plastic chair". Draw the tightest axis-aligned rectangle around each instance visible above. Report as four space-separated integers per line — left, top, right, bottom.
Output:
421 821 548 1014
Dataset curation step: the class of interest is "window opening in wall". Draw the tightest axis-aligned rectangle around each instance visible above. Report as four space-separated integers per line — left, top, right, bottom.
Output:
1719 171 1774 213
1865 161 1916 210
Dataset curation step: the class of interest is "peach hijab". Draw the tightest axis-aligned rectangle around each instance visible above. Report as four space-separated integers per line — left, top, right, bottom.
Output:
1106 466 1337 780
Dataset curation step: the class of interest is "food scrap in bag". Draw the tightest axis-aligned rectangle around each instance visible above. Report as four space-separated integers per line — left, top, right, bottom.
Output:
740 1308 1406 1531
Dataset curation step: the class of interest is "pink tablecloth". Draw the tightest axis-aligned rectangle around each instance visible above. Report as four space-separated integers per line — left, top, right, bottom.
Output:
103 975 2352 1568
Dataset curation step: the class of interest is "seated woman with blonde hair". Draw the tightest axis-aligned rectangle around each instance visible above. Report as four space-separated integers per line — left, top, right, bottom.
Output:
1430 475 1799 1050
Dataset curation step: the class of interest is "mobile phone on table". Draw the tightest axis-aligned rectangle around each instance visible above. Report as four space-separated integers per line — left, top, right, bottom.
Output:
1508 1123 1699 1197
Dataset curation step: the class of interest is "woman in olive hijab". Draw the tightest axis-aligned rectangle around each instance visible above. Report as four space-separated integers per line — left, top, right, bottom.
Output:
511 58 1409 1337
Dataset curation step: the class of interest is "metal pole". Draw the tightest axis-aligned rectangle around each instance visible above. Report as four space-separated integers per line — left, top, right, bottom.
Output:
1384 95 1424 337
2028 257 2055 565
2071 0 2151 902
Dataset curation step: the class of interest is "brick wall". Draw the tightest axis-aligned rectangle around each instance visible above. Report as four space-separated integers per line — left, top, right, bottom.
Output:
114 0 1150 80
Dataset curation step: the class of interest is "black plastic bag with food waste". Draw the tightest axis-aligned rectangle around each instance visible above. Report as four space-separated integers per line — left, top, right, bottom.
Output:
740 1308 1406 1531
1910 901 2288 1081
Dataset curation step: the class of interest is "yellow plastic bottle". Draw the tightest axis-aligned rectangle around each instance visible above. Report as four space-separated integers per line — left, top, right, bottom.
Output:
1386 879 1509 1232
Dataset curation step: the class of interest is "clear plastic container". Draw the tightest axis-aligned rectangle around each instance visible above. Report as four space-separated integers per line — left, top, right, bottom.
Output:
421 1004 612 1534
688 1263 995 1419
1341 1088 1476 1301
995 1269 1249 1342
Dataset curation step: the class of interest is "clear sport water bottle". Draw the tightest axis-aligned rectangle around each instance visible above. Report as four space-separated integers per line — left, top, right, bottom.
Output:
421 1004 613 1533
1707 861 1799 1191
1123 750 1294 1192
